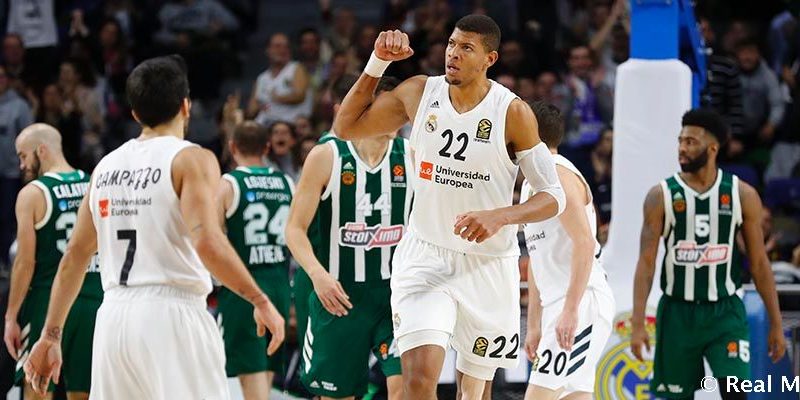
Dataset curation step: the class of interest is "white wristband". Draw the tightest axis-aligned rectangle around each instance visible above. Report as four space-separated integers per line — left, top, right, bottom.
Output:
364 52 392 78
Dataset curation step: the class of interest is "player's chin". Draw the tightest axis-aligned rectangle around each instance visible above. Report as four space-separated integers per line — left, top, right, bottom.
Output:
444 75 462 86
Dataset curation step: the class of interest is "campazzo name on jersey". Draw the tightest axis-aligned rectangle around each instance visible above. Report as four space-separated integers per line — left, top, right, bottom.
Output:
94 167 163 190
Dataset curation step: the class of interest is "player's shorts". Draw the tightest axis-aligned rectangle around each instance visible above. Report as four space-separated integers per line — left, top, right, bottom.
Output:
300 282 400 398
391 231 521 376
528 286 615 395
15 288 100 393
90 285 229 400
217 267 290 377
651 294 750 399
293 267 313 347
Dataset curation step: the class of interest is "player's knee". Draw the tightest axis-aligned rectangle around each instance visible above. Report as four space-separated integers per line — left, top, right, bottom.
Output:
403 372 438 399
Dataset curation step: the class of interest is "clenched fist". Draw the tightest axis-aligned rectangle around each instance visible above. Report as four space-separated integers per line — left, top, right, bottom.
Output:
374 30 414 61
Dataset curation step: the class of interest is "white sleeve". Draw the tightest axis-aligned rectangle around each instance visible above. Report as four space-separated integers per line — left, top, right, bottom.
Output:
515 142 566 217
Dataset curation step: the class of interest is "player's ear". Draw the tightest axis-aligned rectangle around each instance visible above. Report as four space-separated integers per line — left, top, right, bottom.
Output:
130 110 141 124
486 50 498 69
181 98 191 118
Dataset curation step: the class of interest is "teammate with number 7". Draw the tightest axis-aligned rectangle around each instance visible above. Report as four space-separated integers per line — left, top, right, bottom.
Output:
23 55 285 399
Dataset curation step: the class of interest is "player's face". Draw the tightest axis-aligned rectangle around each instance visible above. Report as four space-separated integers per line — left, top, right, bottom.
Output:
678 126 713 173
445 29 496 86
16 145 41 183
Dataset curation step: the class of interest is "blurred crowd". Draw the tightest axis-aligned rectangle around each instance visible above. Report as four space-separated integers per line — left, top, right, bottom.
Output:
1 0 799 287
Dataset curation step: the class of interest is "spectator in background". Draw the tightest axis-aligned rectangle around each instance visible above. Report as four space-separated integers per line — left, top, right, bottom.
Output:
735 38 784 169
722 19 753 56
589 126 613 228
2 34 35 97
314 52 351 130
154 0 239 47
589 0 630 91
248 33 312 128
518 76 536 104
294 116 314 140
495 73 517 92
419 40 446 76
323 6 357 53
563 44 613 146
97 18 132 100
352 24 380 69
491 39 538 79
5 0 58 93
534 71 572 118
0 64 33 269
698 16 745 158
296 136 319 168
32 84 83 169
58 59 105 136
266 121 300 181
297 28 331 96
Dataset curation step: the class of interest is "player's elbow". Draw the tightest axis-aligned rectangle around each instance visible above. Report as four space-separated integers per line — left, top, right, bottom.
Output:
193 232 224 263
332 118 355 140
284 225 303 253
538 186 565 219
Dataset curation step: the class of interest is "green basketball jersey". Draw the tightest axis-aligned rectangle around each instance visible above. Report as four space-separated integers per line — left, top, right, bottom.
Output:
659 170 743 302
223 166 294 270
315 137 413 289
30 171 102 300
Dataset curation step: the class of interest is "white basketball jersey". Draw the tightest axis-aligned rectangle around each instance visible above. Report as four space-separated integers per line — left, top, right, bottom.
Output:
521 154 608 306
408 76 519 256
89 136 212 295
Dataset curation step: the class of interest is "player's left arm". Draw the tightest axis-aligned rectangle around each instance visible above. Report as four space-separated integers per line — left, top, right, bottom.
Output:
42 193 96 338
554 167 596 351
739 181 786 362
454 99 564 243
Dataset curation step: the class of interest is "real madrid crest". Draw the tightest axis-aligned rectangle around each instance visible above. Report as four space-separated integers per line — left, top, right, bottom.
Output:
425 114 437 133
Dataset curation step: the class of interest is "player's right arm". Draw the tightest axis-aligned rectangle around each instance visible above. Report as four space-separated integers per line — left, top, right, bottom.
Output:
631 184 664 362
174 147 284 353
215 175 234 232
285 144 353 317
333 30 422 140
4 185 43 360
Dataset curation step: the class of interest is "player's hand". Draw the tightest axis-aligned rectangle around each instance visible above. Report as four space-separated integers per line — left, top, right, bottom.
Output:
768 325 786 363
310 269 352 317
3 319 21 360
23 335 62 396
253 299 286 356
555 308 579 351
524 327 542 362
453 210 506 243
630 323 650 362
374 30 414 62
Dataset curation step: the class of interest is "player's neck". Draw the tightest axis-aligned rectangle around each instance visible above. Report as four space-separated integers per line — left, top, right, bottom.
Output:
234 155 265 168
352 137 390 168
139 119 185 140
448 78 491 114
680 164 718 192
43 158 74 174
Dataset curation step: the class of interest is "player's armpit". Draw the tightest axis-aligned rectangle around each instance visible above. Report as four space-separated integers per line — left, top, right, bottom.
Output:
333 75 424 140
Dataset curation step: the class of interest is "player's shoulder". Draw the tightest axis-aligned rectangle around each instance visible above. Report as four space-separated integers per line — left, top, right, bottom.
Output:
17 180 46 203
173 145 218 176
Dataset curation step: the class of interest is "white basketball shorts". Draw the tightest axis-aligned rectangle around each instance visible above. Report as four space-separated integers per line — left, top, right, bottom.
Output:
90 285 229 400
528 285 615 395
390 231 522 373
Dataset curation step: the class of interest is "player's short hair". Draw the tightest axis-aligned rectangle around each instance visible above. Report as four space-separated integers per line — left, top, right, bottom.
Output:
232 121 269 156
454 14 501 52
376 76 401 94
332 74 359 104
529 101 564 148
681 108 729 145
126 55 189 128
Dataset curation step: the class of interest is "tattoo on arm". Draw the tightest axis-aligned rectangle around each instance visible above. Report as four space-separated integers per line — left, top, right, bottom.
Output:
45 327 61 341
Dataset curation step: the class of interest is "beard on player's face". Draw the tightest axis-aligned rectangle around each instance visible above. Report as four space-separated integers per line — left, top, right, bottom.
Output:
22 152 42 183
679 146 710 173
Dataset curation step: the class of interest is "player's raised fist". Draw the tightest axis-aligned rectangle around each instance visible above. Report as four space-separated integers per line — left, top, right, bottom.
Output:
374 30 414 61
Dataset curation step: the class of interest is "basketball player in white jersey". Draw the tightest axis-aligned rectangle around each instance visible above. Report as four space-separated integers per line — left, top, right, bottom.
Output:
22 55 285 399
519 102 614 400
333 15 566 400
